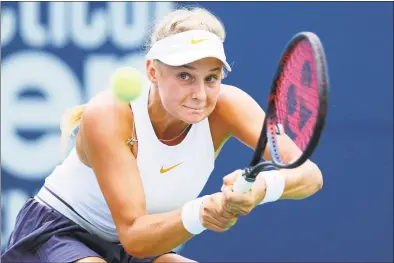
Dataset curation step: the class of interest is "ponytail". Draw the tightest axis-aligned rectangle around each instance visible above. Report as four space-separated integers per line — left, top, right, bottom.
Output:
60 104 86 156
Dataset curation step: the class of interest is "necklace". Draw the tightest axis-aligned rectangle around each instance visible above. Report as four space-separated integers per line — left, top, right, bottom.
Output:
126 121 191 145
127 86 192 145
158 124 191 142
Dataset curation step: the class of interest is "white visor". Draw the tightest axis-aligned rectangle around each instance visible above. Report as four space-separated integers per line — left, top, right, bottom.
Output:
146 30 231 72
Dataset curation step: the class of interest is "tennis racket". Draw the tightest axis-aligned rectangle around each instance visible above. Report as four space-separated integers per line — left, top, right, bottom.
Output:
234 31 329 193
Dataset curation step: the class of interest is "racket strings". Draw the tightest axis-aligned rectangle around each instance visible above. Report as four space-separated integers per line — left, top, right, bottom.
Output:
274 40 320 152
276 100 319 114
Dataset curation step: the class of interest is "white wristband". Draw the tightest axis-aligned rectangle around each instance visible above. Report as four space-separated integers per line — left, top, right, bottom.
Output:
181 195 209 235
258 170 286 205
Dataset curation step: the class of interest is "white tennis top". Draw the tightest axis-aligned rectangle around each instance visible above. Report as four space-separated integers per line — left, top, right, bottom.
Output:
36 85 215 242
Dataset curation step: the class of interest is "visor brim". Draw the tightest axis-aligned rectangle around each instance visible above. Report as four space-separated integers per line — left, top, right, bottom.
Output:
155 51 232 72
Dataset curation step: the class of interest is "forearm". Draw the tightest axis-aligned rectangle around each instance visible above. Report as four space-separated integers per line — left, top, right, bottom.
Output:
121 208 193 258
280 160 323 200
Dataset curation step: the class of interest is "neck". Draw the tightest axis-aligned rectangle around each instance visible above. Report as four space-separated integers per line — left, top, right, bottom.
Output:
147 86 190 142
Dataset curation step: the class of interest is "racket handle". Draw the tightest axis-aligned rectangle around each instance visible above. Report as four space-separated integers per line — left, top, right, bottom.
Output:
233 173 253 193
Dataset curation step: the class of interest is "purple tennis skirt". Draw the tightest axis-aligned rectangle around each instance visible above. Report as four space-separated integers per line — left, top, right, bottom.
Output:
1 198 174 263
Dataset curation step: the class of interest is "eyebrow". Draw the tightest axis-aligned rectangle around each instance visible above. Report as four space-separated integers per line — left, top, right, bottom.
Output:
182 65 222 72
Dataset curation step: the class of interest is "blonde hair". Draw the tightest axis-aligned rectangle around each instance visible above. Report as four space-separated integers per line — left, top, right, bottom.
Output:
148 6 227 74
60 104 86 154
60 6 226 152
148 6 226 48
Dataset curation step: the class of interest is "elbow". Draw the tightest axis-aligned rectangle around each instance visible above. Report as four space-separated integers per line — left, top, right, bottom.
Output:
119 225 154 259
297 161 323 199
122 237 153 259
121 234 154 258
124 247 151 259
309 162 323 193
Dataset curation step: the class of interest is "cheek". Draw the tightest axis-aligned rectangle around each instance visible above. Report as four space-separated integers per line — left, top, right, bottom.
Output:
206 87 221 105
159 84 185 107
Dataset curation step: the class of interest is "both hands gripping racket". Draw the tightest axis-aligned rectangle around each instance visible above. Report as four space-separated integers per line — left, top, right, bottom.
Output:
234 32 329 193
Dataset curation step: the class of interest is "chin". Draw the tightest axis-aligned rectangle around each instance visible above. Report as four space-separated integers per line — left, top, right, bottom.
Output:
183 114 207 124
181 111 208 124
177 106 208 124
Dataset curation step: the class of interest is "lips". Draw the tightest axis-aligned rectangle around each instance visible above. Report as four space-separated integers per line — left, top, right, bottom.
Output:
183 106 205 111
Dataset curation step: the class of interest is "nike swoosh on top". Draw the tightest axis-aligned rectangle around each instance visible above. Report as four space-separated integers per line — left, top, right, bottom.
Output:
160 162 182 173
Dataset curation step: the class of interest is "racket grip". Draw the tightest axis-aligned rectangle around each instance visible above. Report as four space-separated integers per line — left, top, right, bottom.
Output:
233 173 253 193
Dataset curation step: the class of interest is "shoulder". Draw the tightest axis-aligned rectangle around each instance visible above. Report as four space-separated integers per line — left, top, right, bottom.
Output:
217 84 254 104
212 84 265 125
210 83 265 147
81 89 134 142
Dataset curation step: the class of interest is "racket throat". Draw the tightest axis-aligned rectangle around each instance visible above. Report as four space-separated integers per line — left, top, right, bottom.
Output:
244 161 275 182
243 166 262 182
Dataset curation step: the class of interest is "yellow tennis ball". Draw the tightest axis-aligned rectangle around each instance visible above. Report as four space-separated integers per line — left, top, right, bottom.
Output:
111 67 143 103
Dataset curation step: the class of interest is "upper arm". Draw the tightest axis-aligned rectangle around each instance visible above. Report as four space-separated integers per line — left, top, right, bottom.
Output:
80 93 147 235
215 85 301 163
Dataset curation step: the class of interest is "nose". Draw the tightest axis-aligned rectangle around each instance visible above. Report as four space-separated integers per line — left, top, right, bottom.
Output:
191 80 206 101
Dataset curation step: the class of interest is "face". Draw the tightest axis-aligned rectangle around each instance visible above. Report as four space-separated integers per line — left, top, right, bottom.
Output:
147 57 223 124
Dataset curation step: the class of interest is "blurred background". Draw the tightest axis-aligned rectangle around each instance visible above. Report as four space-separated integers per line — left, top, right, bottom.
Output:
1 2 393 262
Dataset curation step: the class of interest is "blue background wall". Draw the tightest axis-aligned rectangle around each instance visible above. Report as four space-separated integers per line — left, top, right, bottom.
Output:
1 2 393 262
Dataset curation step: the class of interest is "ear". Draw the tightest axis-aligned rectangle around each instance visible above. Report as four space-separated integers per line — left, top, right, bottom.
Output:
146 60 158 84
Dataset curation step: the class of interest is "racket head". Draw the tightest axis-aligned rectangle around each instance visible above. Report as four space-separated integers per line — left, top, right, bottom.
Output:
266 31 329 169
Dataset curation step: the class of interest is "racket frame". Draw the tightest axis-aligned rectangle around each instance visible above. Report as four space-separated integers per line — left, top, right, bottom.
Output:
243 32 329 183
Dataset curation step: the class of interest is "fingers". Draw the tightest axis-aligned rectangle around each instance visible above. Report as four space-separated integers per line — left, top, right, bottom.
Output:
201 194 239 232
222 185 255 216
202 218 237 232
223 200 250 216
202 213 236 232
207 194 237 222
225 205 250 216
220 206 236 219
222 185 251 205
202 221 226 232
201 203 227 225
222 169 243 188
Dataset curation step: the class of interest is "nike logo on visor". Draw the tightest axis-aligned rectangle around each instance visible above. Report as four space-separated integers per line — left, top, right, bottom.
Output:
191 38 208 45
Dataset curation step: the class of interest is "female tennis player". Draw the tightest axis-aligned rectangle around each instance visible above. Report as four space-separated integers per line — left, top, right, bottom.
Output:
2 6 323 263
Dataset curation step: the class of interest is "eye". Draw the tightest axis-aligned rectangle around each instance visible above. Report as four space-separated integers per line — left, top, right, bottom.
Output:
206 75 219 82
178 72 191 80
